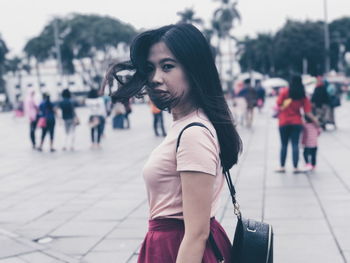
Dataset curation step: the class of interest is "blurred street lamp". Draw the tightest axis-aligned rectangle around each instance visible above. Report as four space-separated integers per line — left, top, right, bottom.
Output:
323 0 330 75
53 19 63 82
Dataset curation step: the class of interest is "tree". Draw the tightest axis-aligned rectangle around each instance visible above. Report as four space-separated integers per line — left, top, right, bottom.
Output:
0 36 9 94
238 20 326 78
211 0 241 81
329 17 350 72
177 7 203 25
273 20 325 77
238 33 275 75
24 14 138 89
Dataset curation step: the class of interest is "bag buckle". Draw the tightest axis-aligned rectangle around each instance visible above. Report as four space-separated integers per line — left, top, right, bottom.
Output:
233 202 242 218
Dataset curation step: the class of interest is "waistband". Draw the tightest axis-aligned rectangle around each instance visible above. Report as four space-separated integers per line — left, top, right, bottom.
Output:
148 217 216 232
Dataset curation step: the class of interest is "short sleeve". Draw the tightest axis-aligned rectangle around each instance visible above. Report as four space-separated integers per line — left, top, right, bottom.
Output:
176 126 219 176
303 97 312 113
277 88 288 106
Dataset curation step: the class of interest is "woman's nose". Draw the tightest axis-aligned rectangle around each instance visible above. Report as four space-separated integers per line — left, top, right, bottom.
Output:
151 68 163 84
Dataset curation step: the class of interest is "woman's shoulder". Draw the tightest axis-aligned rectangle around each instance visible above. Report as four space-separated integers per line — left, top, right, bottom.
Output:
176 110 217 142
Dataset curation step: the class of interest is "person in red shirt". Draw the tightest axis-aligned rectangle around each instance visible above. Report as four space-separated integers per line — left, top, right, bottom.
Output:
276 75 318 173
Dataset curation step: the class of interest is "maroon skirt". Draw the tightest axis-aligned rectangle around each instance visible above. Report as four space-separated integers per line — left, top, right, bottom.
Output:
137 217 232 263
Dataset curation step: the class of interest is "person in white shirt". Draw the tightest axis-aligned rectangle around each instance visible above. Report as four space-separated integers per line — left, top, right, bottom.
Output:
85 89 107 149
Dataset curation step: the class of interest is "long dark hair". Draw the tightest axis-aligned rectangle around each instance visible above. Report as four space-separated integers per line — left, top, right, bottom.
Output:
289 75 306 100
102 23 242 170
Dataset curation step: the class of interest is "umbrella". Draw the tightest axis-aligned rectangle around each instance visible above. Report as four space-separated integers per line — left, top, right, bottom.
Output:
262 78 289 96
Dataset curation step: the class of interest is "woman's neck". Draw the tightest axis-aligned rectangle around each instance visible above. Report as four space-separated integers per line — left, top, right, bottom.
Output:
171 102 197 121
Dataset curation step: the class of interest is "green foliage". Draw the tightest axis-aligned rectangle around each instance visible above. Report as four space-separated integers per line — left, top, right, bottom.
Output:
177 7 203 25
212 0 240 38
238 33 275 75
329 17 350 71
274 20 325 77
238 17 350 78
23 14 137 86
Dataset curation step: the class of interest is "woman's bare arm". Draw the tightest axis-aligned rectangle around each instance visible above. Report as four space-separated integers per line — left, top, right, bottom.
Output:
176 171 214 263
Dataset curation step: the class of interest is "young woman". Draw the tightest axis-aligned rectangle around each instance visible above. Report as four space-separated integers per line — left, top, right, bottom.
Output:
276 75 319 173
102 24 242 263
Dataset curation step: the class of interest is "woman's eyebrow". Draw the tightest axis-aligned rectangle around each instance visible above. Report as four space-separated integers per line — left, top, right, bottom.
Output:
146 57 177 65
159 58 177 64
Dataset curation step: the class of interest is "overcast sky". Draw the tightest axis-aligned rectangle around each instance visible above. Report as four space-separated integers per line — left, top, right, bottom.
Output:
1 0 350 56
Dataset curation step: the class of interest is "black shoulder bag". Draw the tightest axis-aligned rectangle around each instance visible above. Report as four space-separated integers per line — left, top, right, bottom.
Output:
176 122 273 263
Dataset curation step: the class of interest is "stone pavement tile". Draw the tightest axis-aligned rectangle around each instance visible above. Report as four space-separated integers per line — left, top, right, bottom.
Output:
126 254 138 263
267 218 330 235
72 209 125 222
265 203 323 219
126 206 149 219
0 236 35 259
116 218 148 230
91 238 141 253
82 251 131 263
19 252 64 263
45 236 100 257
329 215 350 228
276 234 344 263
321 200 350 217
266 173 310 188
50 221 117 237
107 226 147 239
0 258 26 263
332 227 350 251
344 250 350 262
14 220 64 241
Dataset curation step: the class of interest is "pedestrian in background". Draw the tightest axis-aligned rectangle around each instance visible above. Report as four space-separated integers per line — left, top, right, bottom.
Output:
102 23 242 263
150 101 166 137
232 81 247 126
255 79 266 113
24 89 39 149
302 114 321 172
37 93 56 152
326 81 341 129
111 102 125 129
311 77 330 130
86 89 107 149
123 99 132 129
59 89 78 151
240 79 257 128
275 75 318 174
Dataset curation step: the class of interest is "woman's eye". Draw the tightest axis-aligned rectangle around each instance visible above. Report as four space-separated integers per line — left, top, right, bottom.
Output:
162 64 174 71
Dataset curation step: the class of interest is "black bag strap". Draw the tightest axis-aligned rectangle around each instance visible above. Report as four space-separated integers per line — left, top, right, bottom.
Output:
176 122 241 262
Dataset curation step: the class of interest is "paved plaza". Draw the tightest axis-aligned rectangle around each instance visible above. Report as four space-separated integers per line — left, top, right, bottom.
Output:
0 98 349 263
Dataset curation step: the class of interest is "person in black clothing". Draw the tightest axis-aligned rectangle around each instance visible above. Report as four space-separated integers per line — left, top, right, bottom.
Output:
59 89 78 151
311 77 330 130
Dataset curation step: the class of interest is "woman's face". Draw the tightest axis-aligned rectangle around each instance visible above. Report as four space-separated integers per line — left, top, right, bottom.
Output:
146 42 191 110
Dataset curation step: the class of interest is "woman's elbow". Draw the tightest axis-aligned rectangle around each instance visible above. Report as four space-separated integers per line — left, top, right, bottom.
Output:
185 227 210 242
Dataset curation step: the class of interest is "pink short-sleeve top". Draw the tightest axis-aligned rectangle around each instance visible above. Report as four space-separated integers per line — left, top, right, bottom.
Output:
142 109 225 220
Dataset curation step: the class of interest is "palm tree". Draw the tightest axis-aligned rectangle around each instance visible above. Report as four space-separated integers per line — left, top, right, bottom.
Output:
212 0 241 83
177 7 203 26
6 57 31 91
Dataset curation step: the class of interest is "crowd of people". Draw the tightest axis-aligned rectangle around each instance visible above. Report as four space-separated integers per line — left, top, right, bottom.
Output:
22 87 167 152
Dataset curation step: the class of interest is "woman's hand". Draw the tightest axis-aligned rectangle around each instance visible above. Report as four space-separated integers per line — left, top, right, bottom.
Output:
176 171 214 263
305 112 320 127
